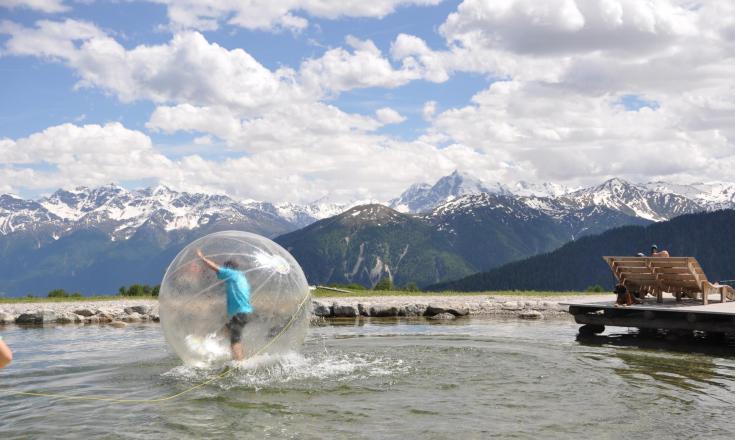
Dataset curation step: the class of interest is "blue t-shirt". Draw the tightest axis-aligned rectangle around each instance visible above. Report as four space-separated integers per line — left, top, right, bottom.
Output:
217 267 253 317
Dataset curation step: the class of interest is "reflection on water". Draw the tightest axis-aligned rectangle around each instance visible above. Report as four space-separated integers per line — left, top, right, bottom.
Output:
577 330 735 406
1 319 735 439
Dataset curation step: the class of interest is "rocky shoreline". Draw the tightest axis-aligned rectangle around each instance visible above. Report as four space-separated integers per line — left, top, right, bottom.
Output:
310 294 608 320
0 300 160 327
0 294 608 326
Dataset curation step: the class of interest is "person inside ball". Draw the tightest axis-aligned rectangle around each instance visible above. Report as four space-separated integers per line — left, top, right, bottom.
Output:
196 249 252 361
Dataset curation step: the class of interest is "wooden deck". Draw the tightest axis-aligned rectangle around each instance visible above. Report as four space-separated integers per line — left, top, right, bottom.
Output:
563 294 735 334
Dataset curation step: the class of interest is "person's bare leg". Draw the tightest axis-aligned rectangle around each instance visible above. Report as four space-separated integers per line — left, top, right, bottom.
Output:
231 342 244 361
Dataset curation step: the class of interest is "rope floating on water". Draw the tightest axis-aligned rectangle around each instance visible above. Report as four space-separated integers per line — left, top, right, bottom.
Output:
1 292 312 404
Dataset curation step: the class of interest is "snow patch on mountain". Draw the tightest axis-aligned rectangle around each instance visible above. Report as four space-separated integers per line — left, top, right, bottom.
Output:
512 181 574 198
390 170 509 213
642 181 735 209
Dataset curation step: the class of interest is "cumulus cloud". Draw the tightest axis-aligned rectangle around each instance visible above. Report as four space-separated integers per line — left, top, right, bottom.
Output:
428 80 735 185
161 135 500 203
391 0 730 86
146 101 391 151
1 21 308 113
387 0 735 185
0 21 415 113
375 107 406 124
0 123 173 190
151 0 441 32
0 118 504 204
0 0 68 13
300 36 420 95
3 1 735 201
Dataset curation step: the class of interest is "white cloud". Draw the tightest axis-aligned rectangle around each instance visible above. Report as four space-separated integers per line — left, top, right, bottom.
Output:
428 80 735 185
389 0 729 86
152 0 441 32
1 22 308 113
375 107 406 124
193 135 213 146
386 0 735 186
4 1 735 201
421 100 437 121
0 123 173 191
161 136 499 203
147 101 388 151
300 36 420 95
0 117 505 204
391 33 452 83
1 21 417 113
0 0 68 13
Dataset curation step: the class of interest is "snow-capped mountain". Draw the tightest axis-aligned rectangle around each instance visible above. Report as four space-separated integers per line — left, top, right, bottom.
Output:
3 174 733 245
0 194 62 236
641 181 735 210
393 173 735 224
0 184 379 244
562 178 702 222
272 195 374 228
2 173 734 295
1 184 296 241
389 170 510 213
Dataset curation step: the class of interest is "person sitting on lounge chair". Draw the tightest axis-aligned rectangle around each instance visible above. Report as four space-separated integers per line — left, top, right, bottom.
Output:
650 244 670 257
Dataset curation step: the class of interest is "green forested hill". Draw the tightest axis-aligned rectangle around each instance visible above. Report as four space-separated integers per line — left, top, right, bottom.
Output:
276 204 476 288
428 210 735 292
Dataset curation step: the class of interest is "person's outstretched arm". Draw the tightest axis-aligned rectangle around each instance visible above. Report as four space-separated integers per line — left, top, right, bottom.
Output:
0 339 12 369
197 249 220 273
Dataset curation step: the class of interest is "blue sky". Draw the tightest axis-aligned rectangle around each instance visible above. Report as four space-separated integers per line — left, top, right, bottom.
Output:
1 0 734 202
0 1 467 140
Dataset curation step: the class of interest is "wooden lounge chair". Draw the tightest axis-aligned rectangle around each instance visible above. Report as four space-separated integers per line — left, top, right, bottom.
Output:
602 256 735 305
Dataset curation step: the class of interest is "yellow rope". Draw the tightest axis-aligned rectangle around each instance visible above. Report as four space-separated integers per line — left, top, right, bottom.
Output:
1 292 312 404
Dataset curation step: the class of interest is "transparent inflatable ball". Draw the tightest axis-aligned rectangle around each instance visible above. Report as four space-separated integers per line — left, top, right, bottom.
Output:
159 231 311 365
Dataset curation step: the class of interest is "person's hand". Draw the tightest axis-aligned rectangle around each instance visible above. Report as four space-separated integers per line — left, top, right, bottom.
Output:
196 249 204 259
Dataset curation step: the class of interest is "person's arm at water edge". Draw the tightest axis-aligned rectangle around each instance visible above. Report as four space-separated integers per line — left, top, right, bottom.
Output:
0 338 12 369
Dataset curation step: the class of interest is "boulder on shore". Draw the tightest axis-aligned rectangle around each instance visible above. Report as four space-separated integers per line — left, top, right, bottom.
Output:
428 312 455 320
401 304 427 316
311 301 332 317
332 303 358 318
424 304 469 317
56 312 82 324
358 303 370 316
123 312 143 322
0 312 15 324
369 305 399 317
518 310 543 320
16 309 56 324
125 305 151 315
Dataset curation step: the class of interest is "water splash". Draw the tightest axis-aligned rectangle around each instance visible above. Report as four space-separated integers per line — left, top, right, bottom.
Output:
184 333 230 365
163 351 408 389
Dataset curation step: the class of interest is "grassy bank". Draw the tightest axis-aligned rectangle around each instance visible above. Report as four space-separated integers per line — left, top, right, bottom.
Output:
0 290 599 303
312 288 594 298
0 295 158 304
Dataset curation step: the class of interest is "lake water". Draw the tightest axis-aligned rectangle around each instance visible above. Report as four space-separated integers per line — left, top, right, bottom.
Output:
2 318 735 439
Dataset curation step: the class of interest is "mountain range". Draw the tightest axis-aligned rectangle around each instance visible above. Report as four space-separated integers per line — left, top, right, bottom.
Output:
427 209 735 292
1 172 734 295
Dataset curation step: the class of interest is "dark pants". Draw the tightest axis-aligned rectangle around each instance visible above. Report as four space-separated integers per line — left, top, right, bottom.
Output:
226 312 251 344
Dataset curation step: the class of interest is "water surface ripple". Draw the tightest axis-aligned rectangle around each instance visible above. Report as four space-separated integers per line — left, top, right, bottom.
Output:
2 319 735 439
